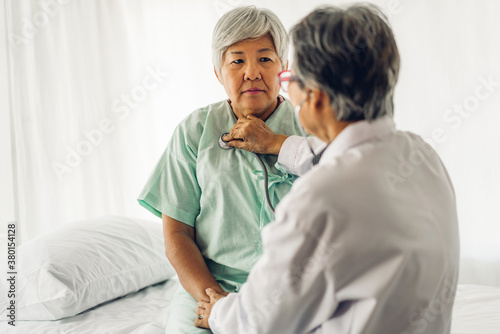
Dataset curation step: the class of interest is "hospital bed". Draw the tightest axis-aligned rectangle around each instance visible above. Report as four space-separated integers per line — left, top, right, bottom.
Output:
1 216 499 334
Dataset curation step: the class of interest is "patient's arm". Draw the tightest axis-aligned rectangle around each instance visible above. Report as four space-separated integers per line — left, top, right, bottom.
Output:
162 214 228 302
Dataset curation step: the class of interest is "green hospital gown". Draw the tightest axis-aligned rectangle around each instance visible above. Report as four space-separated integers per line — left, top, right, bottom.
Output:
138 97 301 333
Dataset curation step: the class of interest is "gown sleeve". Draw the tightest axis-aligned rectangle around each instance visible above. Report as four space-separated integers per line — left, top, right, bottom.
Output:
137 114 203 227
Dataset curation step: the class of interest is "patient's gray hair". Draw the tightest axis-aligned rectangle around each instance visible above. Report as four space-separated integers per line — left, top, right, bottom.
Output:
212 6 288 79
290 4 400 121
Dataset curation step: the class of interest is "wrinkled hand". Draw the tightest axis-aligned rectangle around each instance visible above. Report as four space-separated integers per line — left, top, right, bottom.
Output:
223 115 288 155
194 288 228 329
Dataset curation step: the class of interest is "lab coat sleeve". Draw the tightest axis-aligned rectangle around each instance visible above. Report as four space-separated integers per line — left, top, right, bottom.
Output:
208 203 338 334
277 135 326 176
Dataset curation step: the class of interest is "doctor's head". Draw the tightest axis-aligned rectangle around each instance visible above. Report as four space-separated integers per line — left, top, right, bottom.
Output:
212 6 288 120
283 4 400 142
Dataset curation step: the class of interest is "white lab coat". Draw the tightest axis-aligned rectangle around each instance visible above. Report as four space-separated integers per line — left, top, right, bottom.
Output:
209 116 460 334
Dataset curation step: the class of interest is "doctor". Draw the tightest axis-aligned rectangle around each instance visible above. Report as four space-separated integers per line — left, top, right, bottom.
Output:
195 4 460 334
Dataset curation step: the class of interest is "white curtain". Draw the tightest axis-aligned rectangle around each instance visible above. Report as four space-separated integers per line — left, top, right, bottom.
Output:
5 0 164 243
3 0 500 286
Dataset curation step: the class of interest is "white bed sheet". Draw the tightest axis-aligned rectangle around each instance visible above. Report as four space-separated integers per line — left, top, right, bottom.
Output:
3 282 499 333
451 284 500 334
1 278 179 334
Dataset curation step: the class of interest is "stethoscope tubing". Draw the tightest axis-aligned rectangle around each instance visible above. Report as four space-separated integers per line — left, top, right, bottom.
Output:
252 152 275 214
219 133 275 214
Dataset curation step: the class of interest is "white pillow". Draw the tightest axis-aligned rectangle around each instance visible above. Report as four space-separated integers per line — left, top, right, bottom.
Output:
0 216 176 320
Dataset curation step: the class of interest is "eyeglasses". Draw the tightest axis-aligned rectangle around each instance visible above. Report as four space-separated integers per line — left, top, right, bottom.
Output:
278 70 299 92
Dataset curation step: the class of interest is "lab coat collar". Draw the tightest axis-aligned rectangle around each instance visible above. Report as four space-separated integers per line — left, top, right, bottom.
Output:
320 116 396 162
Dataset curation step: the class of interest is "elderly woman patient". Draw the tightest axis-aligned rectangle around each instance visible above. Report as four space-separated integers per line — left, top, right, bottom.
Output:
137 6 301 334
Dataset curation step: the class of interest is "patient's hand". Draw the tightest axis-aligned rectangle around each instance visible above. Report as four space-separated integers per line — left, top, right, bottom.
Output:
194 288 227 329
223 115 287 155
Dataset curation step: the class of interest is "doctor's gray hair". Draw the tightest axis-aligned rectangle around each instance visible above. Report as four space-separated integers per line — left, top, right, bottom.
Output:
212 6 288 79
290 4 400 121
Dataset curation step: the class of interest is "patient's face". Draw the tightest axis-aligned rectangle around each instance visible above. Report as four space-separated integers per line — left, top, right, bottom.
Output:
217 35 282 120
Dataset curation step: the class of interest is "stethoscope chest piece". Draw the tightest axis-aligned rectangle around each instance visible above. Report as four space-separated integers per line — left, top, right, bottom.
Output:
219 132 232 150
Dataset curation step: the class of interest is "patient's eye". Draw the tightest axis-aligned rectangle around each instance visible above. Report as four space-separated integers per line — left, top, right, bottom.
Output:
260 57 271 62
232 59 244 64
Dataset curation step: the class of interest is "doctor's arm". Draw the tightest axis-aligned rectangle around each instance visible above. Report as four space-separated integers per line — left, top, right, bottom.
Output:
222 115 324 176
198 211 338 333
276 136 326 176
162 214 228 302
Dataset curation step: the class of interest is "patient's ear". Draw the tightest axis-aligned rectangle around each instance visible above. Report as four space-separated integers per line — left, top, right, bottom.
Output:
214 67 222 84
285 60 289 71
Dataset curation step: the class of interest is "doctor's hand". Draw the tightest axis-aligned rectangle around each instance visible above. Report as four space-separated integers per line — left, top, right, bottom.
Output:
194 288 227 329
223 115 288 155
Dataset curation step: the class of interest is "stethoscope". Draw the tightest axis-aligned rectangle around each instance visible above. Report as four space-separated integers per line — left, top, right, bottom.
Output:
217 98 326 215
219 132 276 214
